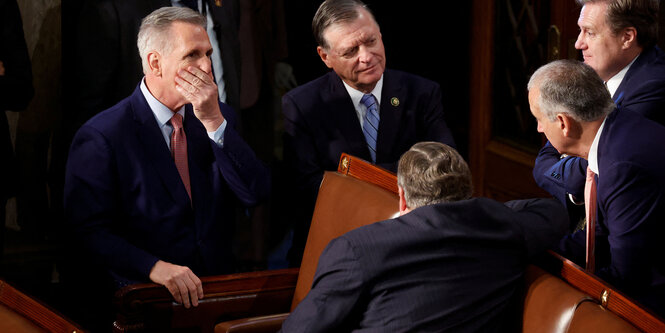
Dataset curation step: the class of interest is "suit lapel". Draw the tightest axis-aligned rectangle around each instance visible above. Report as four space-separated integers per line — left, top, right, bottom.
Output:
183 105 212 222
327 73 372 160
376 70 403 162
130 87 191 205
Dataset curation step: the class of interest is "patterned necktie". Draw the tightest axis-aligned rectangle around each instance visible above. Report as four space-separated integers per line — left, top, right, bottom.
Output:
170 113 192 200
584 166 597 273
361 94 380 163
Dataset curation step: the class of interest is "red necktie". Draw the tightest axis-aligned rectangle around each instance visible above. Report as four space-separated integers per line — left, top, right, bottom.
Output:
584 166 597 273
170 113 191 200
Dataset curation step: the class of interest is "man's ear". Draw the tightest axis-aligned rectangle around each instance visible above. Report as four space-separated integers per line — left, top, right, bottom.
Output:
398 186 409 216
147 51 162 76
317 46 333 69
621 27 637 49
557 113 573 137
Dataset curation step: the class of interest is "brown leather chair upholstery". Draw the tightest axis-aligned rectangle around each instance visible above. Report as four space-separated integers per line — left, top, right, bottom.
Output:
0 279 84 333
522 265 593 333
568 301 640 333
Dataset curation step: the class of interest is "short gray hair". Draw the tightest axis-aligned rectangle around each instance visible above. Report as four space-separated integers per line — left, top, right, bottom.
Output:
312 0 378 50
527 60 614 122
577 0 659 49
397 142 472 209
137 7 206 73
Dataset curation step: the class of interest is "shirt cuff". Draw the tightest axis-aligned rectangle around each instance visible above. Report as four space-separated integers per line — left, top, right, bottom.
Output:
207 119 227 147
568 193 584 205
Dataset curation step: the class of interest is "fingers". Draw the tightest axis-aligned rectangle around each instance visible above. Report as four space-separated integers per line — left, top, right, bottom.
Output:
175 66 217 106
149 261 203 308
177 66 211 88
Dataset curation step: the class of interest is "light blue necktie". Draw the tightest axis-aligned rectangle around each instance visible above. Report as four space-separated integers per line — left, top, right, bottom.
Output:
361 94 380 163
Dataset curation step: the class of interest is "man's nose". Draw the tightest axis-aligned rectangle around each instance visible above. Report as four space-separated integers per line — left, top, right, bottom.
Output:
574 31 585 50
358 46 372 63
199 56 212 75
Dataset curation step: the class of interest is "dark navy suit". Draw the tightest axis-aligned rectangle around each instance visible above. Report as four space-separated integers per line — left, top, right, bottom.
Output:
64 85 270 287
281 198 568 332
542 108 665 316
533 46 665 204
281 69 456 263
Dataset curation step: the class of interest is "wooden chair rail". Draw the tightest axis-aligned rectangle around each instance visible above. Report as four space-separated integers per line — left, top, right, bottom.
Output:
0 280 85 333
113 268 298 333
337 153 398 194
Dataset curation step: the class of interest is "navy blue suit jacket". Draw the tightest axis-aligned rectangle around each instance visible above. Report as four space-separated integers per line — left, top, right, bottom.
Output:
548 108 665 316
281 198 568 332
282 69 456 261
64 85 270 287
533 46 665 203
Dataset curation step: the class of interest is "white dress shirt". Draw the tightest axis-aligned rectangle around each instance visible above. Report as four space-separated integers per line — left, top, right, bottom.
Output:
342 75 384 130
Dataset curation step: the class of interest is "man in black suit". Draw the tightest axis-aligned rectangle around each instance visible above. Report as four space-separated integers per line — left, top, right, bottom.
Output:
281 142 569 332
281 0 456 264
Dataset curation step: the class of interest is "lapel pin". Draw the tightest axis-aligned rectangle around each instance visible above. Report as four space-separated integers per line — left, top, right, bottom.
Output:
390 97 399 107
215 0 222 6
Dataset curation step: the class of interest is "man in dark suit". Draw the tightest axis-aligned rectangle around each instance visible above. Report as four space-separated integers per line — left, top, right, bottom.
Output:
280 142 568 332
281 0 456 264
64 7 269 309
54 1 241 241
528 59 665 316
533 0 665 205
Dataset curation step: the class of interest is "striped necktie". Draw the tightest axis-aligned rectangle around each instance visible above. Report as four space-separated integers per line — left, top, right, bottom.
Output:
361 94 379 163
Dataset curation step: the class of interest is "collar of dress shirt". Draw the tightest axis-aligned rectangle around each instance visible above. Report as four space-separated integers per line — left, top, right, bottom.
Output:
343 74 384 126
141 78 185 125
605 54 639 99
587 116 607 176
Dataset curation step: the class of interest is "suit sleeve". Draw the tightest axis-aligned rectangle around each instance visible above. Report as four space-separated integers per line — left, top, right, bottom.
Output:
533 141 587 204
420 82 456 149
280 237 365 332
211 103 271 206
596 161 663 294
504 198 569 258
64 125 159 281
281 92 324 223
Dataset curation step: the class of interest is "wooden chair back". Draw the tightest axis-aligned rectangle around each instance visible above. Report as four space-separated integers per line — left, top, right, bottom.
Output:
290 154 399 310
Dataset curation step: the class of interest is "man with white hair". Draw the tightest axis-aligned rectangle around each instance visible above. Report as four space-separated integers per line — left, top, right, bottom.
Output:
528 59 665 316
64 7 269 308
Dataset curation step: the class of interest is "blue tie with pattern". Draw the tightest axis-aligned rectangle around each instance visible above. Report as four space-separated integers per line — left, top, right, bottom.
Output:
361 94 380 163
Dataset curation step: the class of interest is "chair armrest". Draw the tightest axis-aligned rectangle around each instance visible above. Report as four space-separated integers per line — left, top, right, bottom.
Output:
215 313 289 333
113 268 298 333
